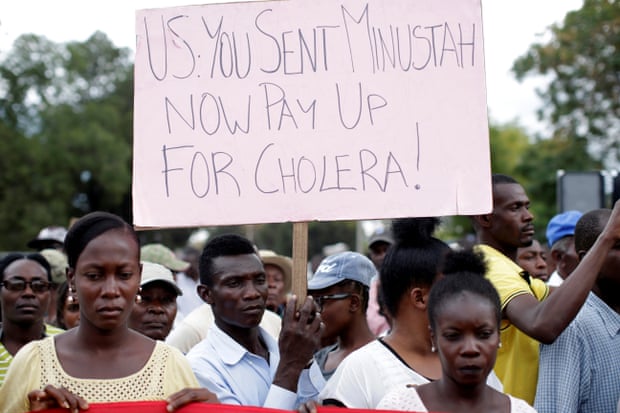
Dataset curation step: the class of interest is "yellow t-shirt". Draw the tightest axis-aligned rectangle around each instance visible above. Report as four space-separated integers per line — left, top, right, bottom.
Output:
476 244 549 405
0 336 198 413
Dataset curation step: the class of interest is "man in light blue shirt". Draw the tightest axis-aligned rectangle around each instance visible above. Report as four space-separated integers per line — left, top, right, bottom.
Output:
535 208 620 413
186 234 325 409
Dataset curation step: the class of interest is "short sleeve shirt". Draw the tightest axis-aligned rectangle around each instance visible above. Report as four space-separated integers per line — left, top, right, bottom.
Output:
476 244 549 405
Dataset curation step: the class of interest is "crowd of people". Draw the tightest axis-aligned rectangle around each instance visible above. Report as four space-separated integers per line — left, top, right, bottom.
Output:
0 174 618 413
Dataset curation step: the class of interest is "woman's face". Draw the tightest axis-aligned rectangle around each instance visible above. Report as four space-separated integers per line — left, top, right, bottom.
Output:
61 296 80 329
432 291 499 387
68 229 141 332
1 259 51 326
308 283 356 343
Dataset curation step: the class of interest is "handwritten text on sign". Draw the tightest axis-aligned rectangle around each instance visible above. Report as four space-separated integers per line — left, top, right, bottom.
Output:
133 0 491 227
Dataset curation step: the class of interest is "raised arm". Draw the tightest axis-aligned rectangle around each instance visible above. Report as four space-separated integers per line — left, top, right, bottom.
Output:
505 199 620 343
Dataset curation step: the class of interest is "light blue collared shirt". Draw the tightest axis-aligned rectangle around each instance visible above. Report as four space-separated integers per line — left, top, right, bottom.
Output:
186 323 324 409
535 292 620 413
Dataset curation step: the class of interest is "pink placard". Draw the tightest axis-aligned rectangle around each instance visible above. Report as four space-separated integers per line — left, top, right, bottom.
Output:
133 0 491 228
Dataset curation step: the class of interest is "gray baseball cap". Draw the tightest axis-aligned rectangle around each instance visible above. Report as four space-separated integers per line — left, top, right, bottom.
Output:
308 251 376 290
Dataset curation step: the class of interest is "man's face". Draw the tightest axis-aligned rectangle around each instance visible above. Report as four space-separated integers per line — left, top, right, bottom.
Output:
1 259 51 326
490 183 535 249
517 240 549 281
369 241 391 270
129 281 178 340
557 238 580 279
201 254 267 331
265 264 286 311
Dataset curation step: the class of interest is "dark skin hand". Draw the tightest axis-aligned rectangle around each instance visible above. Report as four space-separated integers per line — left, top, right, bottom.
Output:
165 388 219 411
273 295 324 392
28 385 219 412
298 399 320 413
28 386 88 413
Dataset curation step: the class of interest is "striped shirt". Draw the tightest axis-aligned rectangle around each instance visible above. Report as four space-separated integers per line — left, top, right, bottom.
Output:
535 292 620 413
0 324 64 387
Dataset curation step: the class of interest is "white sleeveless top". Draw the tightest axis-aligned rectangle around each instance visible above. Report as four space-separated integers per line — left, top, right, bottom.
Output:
377 385 537 412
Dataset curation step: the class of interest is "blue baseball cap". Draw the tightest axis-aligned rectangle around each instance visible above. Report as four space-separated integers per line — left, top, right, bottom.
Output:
308 251 376 290
546 210 583 247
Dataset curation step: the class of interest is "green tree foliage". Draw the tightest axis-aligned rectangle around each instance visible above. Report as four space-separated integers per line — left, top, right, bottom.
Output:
443 120 599 245
443 121 531 242
515 135 602 240
206 221 356 258
512 0 620 166
0 32 133 250
489 121 531 175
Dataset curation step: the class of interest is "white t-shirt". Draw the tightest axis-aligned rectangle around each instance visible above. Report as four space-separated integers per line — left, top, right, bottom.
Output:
378 385 537 412
546 270 564 287
319 339 503 408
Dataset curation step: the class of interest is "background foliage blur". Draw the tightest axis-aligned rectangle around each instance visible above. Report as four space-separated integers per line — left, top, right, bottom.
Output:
0 0 616 253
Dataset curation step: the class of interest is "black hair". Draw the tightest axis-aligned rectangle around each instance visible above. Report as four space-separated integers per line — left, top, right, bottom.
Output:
199 234 257 286
64 211 139 268
380 217 450 318
334 279 370 313
492 173 519 186
428 250 501 331
0 252 52 282
56 281 72 329
357 282 370 313
574 208 611 254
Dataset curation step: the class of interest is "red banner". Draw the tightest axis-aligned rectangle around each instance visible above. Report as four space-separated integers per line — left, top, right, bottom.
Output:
31 401 418 413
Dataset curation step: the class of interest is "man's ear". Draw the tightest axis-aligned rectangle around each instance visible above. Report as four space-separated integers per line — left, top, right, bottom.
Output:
197 284 213 305
577 250 586 261
473 213 492 228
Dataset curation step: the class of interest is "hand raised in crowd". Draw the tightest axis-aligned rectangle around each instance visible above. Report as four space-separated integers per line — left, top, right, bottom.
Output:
28 385 88 413
273 295 323 392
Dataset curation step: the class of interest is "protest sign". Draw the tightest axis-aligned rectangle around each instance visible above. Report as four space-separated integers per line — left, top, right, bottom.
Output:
133 0 491 228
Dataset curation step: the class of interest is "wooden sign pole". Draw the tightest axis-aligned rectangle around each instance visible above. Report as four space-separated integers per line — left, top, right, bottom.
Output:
291 222 309 301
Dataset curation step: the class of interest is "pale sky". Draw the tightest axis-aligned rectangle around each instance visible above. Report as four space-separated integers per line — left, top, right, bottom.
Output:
0 0 582 135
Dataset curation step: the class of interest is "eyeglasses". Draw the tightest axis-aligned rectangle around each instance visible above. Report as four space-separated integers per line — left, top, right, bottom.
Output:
312 293 353 311
1 278 52 293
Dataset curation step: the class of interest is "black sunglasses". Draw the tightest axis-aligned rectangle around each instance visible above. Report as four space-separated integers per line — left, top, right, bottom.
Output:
1 278 52 293
312 293 353 311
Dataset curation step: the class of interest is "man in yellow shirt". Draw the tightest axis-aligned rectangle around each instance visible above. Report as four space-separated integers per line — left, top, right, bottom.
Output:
472 174 620 405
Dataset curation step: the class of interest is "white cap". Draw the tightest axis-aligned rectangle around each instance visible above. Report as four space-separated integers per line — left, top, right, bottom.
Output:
140 261 183 295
